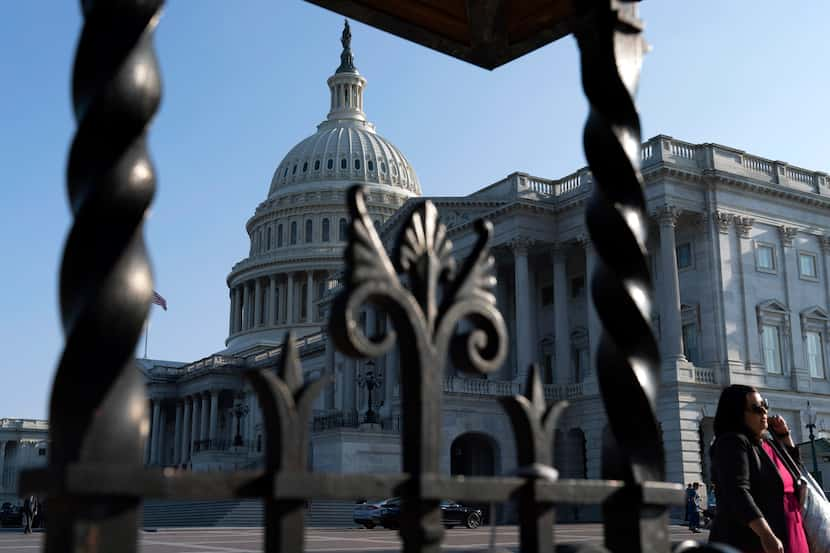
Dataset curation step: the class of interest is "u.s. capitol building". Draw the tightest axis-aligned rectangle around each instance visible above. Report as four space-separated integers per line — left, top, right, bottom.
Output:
139 23 830 519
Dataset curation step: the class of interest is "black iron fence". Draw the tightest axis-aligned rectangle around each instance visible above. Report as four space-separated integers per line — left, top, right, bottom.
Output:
18 1 732 552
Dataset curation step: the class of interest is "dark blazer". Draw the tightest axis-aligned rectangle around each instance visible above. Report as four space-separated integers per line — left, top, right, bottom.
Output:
708 432 802 551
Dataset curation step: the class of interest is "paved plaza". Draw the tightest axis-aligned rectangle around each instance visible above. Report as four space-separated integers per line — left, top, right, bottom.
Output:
0 524 709 552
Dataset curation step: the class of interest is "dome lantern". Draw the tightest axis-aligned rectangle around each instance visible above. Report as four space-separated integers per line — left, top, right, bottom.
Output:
325 20 368 125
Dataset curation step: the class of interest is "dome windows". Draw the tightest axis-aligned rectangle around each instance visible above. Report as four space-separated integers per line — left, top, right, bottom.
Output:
283 167 288 178
380 161 387 174
302 161 308 173
322 218 330 242
368 160 375 172
292 164 297 175
391 164 398 177
341 158 347 170
277 224 283 247
290 222 297 245
305 220 313 243
327 159 334 170
354 159 361 170
339 218 347 241
314 160 320 171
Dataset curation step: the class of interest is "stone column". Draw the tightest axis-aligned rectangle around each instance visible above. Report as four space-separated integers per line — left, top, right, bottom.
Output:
269 275 277 326
287 273 295 324
181 398 192 465
173 401 183 466
585 239 602 380
233 286 242 333
209 391 219 443
735 217 760 370
781 226 806 388
552 244 571 384
228 289 234 335
344 359 356 412
254 278 263 327
158 407 167 465
0 441 6 491
200 394 210 442
324 332 336 409
150 399 161 465
306 271 315 322
511 238 533 380
242 283 251 330
657 205 686 366
190 395 201 455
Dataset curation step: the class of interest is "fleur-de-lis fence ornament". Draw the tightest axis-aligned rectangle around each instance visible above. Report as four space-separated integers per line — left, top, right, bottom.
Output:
245 333 329 552
501 364 568 553
330 185 507 553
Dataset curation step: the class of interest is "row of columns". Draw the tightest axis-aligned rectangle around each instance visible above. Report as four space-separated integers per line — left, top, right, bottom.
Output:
230 271 332 335
146 391 227 467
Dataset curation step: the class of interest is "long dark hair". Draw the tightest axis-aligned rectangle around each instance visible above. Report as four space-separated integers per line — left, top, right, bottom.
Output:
713 384 757 439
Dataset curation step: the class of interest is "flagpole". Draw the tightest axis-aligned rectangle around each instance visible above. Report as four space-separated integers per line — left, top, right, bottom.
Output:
144 318 150 359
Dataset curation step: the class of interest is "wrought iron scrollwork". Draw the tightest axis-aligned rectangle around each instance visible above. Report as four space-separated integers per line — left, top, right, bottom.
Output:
47 1 163 551
330 185 507 553
245 333 329 552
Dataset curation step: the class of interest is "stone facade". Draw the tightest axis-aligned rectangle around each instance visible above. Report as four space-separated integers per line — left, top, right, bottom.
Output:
0 418 48 506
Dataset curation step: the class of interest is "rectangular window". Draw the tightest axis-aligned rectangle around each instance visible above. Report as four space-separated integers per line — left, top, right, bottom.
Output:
676 243 692 269
541 285 554 306
806 331 825 378
570 276 585 298
762 324 782 374
543 354 554 384
682 323 700 365
756 244 775 272
799 252 818 279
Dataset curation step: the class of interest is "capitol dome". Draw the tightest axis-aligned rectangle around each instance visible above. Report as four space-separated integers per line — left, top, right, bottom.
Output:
225 21 420 354
267 22 420 199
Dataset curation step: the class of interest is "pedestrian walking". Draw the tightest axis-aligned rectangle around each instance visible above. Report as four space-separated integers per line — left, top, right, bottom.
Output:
688 482 702 533
22 495 37 534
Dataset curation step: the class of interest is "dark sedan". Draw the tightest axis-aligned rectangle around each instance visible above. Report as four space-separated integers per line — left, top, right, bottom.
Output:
378 499 482 529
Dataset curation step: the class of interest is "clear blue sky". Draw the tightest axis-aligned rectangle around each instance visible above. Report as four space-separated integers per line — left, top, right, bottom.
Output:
1 2 828 420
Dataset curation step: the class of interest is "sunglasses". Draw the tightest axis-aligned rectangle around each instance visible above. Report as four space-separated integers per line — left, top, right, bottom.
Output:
747 398 769 415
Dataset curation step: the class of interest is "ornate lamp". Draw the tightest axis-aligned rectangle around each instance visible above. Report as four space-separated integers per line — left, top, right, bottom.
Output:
806 401 823 486
357 359 384 424
232 393 250 447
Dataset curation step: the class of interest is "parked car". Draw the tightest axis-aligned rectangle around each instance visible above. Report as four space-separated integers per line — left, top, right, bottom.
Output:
378 499 482 529
0 504 22 528
353 498 398 529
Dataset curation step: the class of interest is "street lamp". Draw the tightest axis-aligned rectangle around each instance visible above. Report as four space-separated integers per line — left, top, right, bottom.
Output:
357 360 383 424
232 393 250 447
805 401 823 487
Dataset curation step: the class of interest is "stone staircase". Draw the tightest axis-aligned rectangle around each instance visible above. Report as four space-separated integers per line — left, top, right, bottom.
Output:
142 499 355 528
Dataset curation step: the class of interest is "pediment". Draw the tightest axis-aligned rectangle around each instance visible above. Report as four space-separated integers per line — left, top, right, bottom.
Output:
801 305 830 322
757 299 788 315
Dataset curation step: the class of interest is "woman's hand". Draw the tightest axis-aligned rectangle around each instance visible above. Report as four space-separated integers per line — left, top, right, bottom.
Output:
759 529 784 553
768 415 794 447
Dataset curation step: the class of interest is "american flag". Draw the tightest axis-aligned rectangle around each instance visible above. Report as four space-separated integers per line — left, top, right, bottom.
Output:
152 290 168 311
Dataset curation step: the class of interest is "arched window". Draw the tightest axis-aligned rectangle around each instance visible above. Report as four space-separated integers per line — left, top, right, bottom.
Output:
381 161 387 174
266 226 271 250
339 218 347 241
300 283 308 320
327 159 334 170
290 221 297 245
283 167 288 178
354 159 361 170
322 218 330 242
368 160 375 172
277 224 283 247
314 160 320 171
302 161 308 173
305 219 313 243
292 164 297 175
341 158 347 170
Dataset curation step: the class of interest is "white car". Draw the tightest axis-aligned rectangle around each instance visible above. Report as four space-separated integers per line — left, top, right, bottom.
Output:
353 498 398 529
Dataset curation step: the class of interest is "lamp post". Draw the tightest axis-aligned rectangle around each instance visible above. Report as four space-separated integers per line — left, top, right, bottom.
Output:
805 401 823 487
357 360 383 424
232 393 250 448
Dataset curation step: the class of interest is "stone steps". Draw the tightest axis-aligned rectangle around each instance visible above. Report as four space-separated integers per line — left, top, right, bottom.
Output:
142 499 355 528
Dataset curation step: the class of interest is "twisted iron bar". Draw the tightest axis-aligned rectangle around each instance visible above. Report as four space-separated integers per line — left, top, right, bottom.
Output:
574 1 665 551
47 1 163 551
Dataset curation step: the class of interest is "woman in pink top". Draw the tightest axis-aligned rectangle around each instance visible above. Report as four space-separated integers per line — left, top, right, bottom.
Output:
709 384 809 553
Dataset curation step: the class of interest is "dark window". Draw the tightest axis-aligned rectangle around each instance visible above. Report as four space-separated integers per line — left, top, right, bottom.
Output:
38 448 46 456
305 219 313 243
256 434 262 453
339 218 347 241
381 162 387 174
571 276 585 298
541 285 554 306
676 243 692 269
302 161 308 173
322 219 330 242
266 227 272 250
277 224 283 247
368 160 375 171
290 221 297 245
283 167 288 178
354 159 361 170
314 160 320 171
327 159 334 170
341 158 347 169
292 164 297 175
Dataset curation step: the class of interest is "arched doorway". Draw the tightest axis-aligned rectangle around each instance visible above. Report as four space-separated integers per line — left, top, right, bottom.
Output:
451 433 497 523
